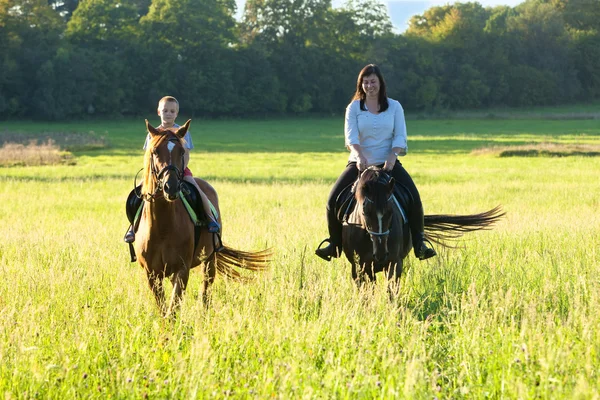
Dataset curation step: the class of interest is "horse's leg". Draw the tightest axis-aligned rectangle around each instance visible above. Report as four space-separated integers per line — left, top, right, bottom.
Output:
352 258 376 294
201 253 217 308
167 264 190 318
358 259 376 282
147 271 166 316
386 260 403 303
350 253 365 288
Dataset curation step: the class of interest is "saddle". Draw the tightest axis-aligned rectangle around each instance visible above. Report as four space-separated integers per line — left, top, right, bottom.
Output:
126 182 216 253
126 182 211 228
335 179 412 225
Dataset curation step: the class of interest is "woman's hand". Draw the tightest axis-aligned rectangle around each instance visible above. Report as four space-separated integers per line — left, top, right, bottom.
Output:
383 152 397 171
349 144 368 171
356 154 368 171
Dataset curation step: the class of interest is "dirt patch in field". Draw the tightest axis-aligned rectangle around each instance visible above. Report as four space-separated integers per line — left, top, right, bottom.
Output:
0 130 109 167
472 143 600 157
0 130 108 152
0 140 75 167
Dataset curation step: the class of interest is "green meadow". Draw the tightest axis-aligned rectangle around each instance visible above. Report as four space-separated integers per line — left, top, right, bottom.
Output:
1 114 599 398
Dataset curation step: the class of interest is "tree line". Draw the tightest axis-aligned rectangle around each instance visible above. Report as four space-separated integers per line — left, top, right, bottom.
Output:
1 0 598 119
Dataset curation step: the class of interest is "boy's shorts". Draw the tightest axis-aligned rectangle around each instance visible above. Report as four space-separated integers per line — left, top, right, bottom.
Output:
184 167 193 177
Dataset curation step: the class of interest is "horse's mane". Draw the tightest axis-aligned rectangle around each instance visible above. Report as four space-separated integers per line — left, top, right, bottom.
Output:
141 130 185 197
356 167 391 209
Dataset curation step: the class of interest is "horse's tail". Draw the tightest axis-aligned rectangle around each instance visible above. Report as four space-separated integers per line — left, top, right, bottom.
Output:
214 246 272 281
424 205 505 247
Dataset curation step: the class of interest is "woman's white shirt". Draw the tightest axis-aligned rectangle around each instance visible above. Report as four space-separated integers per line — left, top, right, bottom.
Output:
344 98 408 165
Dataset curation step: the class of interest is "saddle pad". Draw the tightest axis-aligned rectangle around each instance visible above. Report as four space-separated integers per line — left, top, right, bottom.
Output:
345 193 407 226
336 181 411 224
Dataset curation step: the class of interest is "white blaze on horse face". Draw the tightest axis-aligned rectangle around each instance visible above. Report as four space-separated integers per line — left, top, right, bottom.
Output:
377 211 383 234
167 141 176 153
167 141 176 164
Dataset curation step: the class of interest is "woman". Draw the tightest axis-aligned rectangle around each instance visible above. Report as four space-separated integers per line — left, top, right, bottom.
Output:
315 64 436 261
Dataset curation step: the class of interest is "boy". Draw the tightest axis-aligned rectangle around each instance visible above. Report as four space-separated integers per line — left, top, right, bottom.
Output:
124 96 220 243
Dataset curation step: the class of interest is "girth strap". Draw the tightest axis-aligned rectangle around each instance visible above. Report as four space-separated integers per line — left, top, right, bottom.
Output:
179 189 221 257
181 194 201 226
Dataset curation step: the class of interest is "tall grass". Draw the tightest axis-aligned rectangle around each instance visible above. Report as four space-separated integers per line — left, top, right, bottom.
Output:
0 116 599 398
0 140 73 167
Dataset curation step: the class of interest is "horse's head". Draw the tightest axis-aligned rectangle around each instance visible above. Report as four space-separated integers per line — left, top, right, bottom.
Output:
356 167 396 262
142 119 191 202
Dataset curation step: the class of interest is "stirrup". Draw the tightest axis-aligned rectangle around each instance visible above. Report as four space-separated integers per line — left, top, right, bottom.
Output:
415 238 436 261
124 230 135 243
315 238 335 261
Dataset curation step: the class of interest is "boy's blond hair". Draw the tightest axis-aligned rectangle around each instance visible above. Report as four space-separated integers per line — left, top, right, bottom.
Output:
158 96 179 108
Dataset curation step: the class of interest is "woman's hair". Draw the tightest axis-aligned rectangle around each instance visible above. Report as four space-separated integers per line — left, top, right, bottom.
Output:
351 64 389 112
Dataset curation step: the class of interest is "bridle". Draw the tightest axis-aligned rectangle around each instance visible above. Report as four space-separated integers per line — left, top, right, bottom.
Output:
362 194 394 237
144 134 185 201
359 167 395 239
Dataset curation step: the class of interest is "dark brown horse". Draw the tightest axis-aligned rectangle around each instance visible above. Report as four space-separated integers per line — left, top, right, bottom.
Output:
135 120 271 317
342 167 504 296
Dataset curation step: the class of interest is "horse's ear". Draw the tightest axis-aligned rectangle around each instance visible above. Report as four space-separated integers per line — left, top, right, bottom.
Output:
146 119 161 137
175 119 192 139
387 177 395 192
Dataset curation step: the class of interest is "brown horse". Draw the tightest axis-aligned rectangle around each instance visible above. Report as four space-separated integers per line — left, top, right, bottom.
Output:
135 119 271 317
343 167 504 297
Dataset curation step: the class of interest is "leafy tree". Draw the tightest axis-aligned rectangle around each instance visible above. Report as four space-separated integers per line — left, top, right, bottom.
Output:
33 46 132 119
240 0 332 47
406 3 493 109
47 0 79 20
379 35 444 110
505 64 558 105
543 0 600 31
0 0 64 117
65 0 143 48
137 0 239 115
506 0 580 102
341 0 393 38
571 31 600 99
142 0 236 51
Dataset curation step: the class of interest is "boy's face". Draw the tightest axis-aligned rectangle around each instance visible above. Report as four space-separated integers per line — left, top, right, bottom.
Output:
157 100 179 127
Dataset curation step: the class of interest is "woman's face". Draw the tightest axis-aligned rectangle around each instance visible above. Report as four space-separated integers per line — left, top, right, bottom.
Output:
361 74 380 98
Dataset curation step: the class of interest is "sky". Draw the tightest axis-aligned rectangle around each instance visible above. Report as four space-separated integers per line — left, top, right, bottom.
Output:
234 0 525 33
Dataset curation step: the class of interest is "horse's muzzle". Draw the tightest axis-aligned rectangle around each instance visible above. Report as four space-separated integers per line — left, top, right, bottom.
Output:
164 190 179 201
166 193 179 201
374 251 389 262
163 185 180 201
162 179 181 201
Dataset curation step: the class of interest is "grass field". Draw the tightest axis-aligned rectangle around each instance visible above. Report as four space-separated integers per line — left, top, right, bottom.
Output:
1 112 599 398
